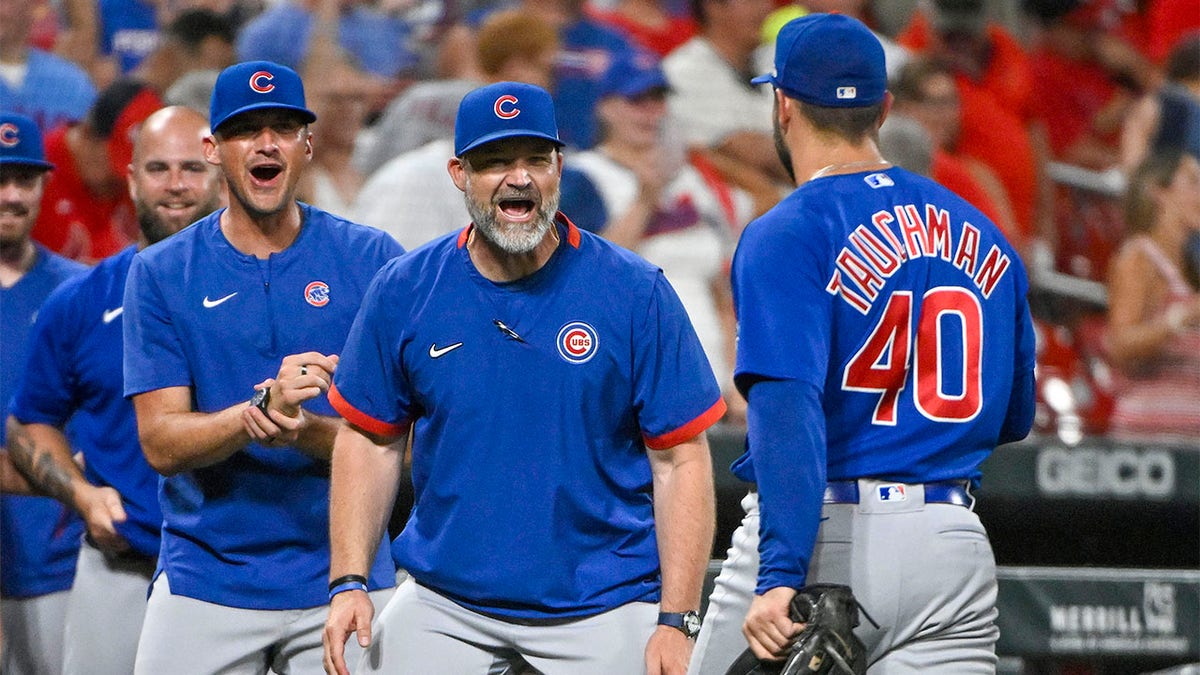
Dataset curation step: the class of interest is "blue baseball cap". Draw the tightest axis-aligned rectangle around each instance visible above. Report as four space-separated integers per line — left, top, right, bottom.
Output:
751 13 886 108
455 82 563 156
209 61 317 133
600 51 670 99
0 113 53 171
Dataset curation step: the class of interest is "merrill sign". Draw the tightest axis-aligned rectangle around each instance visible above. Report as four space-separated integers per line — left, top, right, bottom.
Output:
1048 583 1189 655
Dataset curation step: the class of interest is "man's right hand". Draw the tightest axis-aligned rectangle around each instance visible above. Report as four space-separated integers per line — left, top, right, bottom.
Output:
76 484 130 552
323 590 375 675
274 352 339 416
742 585 804 660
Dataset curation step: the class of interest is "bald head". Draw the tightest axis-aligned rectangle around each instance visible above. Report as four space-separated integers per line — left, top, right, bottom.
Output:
128 105 224 246
131 106 210 166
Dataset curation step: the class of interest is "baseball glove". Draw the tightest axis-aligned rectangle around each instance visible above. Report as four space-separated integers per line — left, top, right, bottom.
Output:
723 584 870 675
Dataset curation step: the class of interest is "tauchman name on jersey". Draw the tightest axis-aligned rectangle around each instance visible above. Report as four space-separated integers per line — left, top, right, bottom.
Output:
825 203 1012 314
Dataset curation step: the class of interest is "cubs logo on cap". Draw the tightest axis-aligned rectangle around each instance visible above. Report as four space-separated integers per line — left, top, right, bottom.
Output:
0 113 54 171
249 71 276 93
557 322 598 364
751 13 886 108
209 61 317 134
0 123 19 147
455 82 563 156
494 95 520 119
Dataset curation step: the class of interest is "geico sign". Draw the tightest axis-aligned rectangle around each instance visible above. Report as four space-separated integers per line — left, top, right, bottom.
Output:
1036 447 1174 498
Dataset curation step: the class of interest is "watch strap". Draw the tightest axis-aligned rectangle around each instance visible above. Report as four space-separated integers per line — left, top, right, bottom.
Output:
657 610 701 638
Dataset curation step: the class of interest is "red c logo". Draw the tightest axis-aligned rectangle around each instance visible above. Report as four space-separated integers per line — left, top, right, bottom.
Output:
249 71 275 93
494 95 520 119
0 123 19 147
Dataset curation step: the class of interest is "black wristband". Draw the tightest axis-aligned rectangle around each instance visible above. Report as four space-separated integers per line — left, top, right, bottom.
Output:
328 574 368 591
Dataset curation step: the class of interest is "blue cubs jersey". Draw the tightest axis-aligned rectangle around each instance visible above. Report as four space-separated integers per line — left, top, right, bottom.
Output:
122 205 404 610
10 246 161 557
332 216 725 620
731 167 1036 590
1 245 86 598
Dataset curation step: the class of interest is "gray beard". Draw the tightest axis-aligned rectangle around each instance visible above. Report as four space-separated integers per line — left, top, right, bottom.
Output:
465 186 561 255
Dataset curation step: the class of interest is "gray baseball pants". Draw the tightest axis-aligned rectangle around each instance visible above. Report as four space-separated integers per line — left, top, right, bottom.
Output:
690 482 999 674
62 538 154 674
358 577 660 674
134 573 392 674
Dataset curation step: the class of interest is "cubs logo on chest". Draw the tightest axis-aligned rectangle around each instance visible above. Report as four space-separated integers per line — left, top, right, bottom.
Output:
556 322 598 364
304 281 330 307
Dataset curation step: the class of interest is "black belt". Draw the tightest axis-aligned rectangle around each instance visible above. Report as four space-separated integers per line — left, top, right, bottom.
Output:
823 480 973 508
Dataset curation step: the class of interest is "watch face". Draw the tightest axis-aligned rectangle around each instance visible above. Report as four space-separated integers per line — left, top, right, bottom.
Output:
250 387 270 413
683 611 702 637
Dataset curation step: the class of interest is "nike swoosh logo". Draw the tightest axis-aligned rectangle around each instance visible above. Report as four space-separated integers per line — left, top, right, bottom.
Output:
102 307 124 324
203 292 238 308
429 342 464 358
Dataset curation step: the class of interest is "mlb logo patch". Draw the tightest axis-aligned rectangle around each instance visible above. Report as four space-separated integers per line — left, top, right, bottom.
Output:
877 484 906 502
864 173 894 189
836 86 857 100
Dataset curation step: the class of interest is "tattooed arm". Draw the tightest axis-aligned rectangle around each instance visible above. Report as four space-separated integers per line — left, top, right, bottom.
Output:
5 415 130 552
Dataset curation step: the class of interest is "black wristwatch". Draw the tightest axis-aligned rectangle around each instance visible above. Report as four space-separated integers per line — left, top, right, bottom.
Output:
657 610 702 639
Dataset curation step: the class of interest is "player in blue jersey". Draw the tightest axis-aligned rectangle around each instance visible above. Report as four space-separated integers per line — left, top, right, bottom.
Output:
121 62 403 674
6 105 223 675
322 81 724 675
688 14 1037 674
0 112 87 675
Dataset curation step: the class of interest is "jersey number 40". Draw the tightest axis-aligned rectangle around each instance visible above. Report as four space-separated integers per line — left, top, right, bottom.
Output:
842 288 982 425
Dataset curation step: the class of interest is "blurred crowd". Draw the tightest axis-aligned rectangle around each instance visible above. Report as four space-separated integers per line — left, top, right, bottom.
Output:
4 0 1199 444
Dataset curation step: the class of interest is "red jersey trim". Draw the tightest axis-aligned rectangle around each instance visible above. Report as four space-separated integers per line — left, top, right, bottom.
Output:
329 384 409 437
644 398 727 450
558 213 581 248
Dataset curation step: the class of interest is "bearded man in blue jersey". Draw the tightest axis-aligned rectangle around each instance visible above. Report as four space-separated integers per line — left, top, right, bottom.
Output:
323 81 723 675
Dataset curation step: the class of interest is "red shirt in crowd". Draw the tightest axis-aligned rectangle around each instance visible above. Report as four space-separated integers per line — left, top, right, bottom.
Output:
32 126 137 263
930 149 1017 244
1029 46 1123 163
1147 0 1200 65
899 12 1040 240
586 6 698 58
